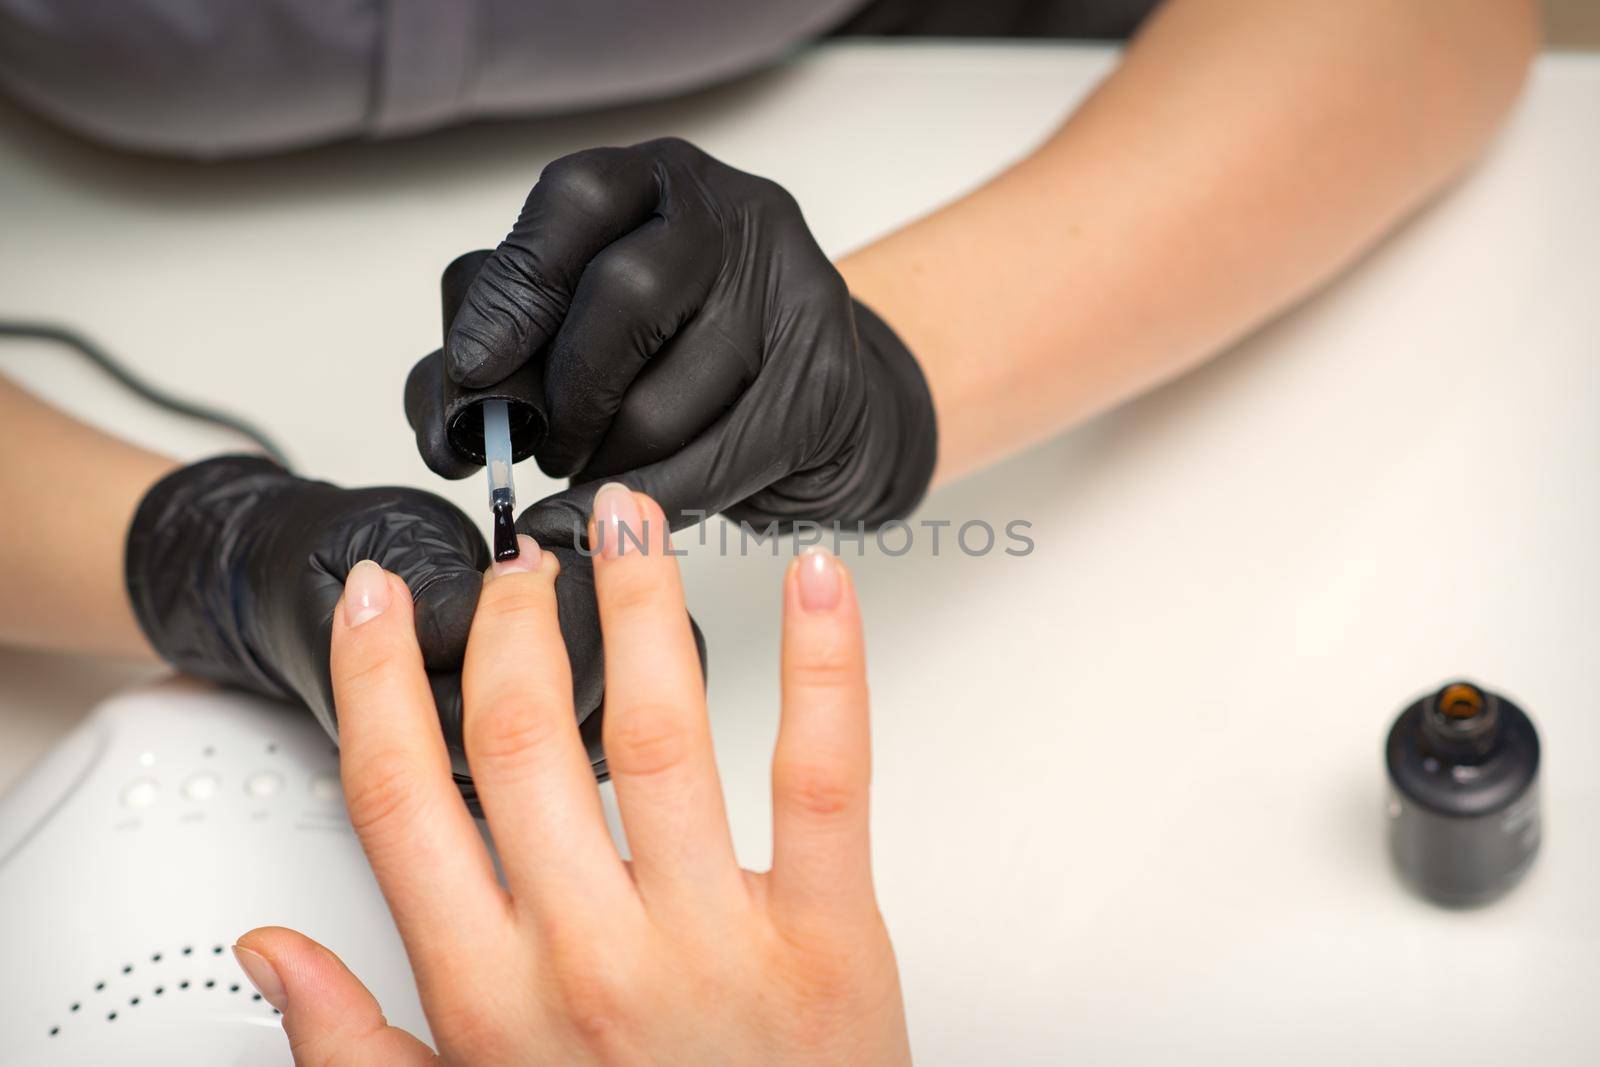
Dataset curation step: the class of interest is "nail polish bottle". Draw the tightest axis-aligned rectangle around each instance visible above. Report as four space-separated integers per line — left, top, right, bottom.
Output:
1385 681 1541 906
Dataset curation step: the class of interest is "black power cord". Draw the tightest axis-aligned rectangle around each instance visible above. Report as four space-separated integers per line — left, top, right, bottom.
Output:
0 320 292 469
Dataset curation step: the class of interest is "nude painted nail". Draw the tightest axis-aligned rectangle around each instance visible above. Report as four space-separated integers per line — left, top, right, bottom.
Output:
593 483 643 560
343 560 391 627
797 547 841 612
232 945 287 1012
491 535 543 578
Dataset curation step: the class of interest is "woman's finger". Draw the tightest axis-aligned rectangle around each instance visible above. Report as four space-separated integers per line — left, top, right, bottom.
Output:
462 536 637 916
234 926 437 1067
591 485 742 907
768 549 878 926
331 563 507 968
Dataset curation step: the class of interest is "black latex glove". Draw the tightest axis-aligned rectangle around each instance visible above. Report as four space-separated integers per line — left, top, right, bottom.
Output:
123 455 610 787
403 137 937 534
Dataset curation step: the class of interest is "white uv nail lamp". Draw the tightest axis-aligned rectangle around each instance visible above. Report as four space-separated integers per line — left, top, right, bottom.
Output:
0 681 431 1065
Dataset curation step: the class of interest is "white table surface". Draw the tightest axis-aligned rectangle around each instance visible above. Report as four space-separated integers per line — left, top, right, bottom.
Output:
3 42 1598 1065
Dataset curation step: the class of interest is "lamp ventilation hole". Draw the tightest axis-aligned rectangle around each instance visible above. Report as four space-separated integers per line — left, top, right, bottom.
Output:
49 940 277 1038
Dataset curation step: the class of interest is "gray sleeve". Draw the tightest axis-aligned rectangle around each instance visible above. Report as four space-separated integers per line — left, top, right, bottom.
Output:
0 0 381 158
0 0 863 159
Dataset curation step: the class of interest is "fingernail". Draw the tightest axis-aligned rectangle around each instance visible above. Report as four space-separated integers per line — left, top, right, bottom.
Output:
343 560 391 627
491 535 543 578
232 945 287 1012
593 482 643 561
797 547 841 612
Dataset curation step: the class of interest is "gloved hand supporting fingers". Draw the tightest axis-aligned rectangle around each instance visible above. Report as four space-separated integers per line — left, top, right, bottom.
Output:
537 209 723 478
290 486 489 749
408 565 484 672
447 146 665 390
320 484 492 670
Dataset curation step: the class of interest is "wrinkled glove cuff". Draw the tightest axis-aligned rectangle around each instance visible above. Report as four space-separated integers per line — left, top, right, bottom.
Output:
719 298 938 531
845 297 938 527
125 454 296 699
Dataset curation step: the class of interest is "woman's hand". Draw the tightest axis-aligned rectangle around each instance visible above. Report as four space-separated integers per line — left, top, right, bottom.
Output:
232 485 912 1066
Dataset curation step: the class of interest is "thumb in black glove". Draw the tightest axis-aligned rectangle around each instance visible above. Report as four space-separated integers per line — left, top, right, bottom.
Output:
123 454 605 781
403 137 937 534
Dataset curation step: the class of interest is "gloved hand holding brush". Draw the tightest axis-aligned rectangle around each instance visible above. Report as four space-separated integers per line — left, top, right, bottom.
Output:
400 139 937 776
404 137 938 537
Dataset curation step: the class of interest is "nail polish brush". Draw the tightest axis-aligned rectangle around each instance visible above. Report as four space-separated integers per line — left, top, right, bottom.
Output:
482 398 519 561
436 250 549 564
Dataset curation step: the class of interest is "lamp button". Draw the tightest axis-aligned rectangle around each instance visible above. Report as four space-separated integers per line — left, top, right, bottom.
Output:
182 772 221 801
120 778 158 808
245 771 283 798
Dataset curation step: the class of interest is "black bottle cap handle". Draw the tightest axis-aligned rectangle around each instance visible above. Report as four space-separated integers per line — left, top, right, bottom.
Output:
439 250 547 465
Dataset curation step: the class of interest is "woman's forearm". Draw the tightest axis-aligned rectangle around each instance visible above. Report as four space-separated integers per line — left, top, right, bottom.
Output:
0 377 174 658
838 0 1539 485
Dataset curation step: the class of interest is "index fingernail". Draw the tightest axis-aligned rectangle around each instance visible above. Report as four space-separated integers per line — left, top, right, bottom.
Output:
491 535 543 578
343 560 391 627
797 547 841 612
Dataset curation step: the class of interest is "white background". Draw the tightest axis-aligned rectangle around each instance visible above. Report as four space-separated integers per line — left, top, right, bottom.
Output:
2 44 1597 1065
